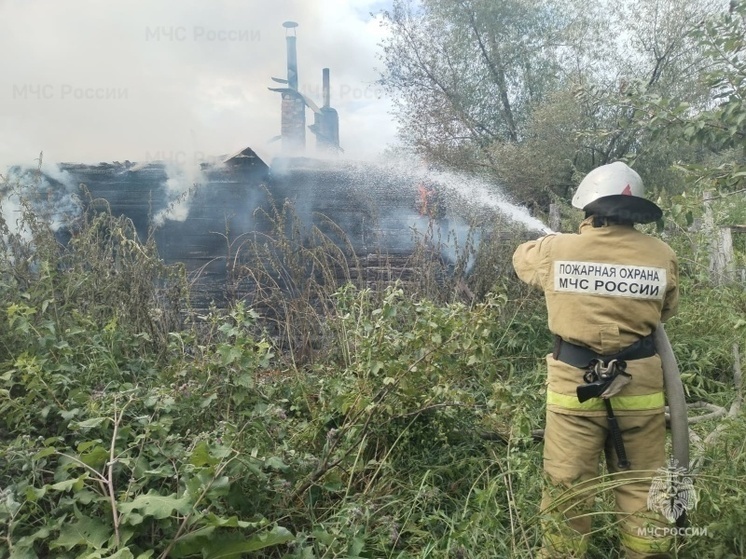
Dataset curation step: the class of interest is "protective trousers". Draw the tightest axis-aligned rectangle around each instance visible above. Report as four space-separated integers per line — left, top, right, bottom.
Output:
540 410 672 558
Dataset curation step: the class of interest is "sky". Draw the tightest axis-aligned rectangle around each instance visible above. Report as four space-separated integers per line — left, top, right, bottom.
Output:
0 0 399 169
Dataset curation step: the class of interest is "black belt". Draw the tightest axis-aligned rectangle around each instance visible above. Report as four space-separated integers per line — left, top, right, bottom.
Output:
553 333 656 369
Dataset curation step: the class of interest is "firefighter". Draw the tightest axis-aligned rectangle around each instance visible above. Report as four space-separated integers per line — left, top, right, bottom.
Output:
512 162 679 558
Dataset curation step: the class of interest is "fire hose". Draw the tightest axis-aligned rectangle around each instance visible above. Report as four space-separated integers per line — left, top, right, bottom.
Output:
654 323 689 474
655 322 690 527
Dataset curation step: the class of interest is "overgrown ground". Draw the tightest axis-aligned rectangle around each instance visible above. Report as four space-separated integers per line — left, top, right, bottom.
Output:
1 197 745 559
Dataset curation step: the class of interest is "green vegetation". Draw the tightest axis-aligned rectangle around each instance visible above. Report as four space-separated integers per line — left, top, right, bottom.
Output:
0 171 744 559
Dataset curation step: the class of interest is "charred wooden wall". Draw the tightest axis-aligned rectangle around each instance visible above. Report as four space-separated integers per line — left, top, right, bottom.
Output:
58 152 437 310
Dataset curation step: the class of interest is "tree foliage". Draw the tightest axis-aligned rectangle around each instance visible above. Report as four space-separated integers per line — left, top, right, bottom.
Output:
379 0 598 161
622 1 746 196
378 0 729 208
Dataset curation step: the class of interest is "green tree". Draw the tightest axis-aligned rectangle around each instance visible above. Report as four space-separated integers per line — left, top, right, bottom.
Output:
571 0 729 196
379 0 727 209
379 0 598 161
624 0 746 195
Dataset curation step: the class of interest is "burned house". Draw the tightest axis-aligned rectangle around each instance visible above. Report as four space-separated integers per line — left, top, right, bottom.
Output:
6 23 468 311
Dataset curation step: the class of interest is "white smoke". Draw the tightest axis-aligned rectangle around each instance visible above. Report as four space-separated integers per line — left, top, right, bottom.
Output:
40 164 81 232
151 160 208 227
0 187 31 241
0 161 81 240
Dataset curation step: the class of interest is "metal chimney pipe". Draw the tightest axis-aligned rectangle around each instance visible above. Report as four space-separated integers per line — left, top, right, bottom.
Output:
283 21 299 90
322 68 330 108
277 21 305 153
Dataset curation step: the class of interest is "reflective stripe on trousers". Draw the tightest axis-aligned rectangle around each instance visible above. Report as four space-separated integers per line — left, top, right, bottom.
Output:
547 389 665 412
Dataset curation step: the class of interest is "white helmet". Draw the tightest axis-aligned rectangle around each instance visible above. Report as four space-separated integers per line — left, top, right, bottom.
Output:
572 161 662 224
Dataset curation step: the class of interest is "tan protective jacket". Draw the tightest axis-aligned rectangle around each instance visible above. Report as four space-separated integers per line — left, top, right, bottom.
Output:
513 218 679 416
